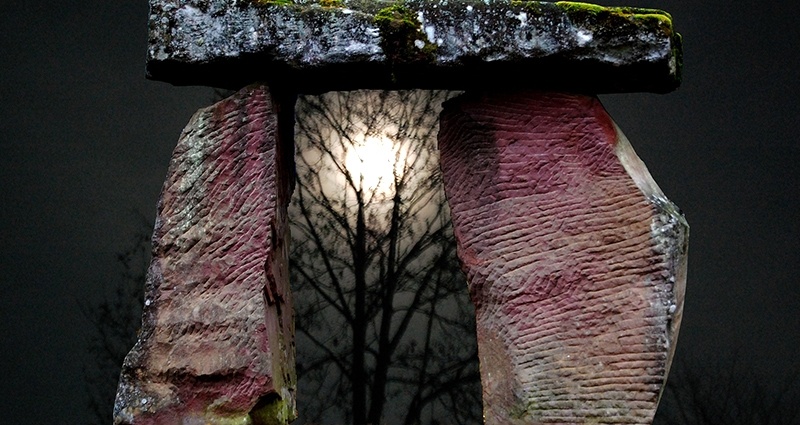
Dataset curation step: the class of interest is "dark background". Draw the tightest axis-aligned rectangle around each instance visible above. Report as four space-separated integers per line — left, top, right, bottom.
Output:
1 1 797 424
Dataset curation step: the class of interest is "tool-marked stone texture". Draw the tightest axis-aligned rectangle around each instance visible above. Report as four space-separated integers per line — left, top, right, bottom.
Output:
438 91 687 424
147 0 681 93
114 85 297 425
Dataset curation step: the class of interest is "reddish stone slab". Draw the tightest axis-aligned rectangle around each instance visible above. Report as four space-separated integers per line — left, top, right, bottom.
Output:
114 85 296 425
438 91 687 424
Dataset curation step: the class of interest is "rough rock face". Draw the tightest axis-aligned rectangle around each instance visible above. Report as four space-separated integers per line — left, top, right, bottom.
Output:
146 0 681 93
438 91 688 424
114 85 297 425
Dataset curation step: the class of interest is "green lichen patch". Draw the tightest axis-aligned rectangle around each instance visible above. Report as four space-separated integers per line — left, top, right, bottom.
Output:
374 2 436 65
250 395 293 425
251 0 294 6
555 1 673 34
319 0 344 7
509 0 546 16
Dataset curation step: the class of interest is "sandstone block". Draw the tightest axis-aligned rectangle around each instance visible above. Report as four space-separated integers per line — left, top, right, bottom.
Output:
438 91 687 424
114 85 297 425
146 0 681 93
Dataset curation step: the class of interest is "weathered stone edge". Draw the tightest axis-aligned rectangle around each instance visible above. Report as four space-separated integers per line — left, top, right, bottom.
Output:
147 0 682 93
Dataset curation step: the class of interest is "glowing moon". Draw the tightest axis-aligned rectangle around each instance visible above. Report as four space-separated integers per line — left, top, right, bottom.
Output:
345 136 398 196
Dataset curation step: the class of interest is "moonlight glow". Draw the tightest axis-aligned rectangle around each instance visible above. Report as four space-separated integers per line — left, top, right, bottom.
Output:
345 136 399 196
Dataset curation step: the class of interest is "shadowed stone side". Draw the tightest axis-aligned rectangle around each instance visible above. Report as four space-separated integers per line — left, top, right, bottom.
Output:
146 0 681 93
438 91 687 424
113 85 297 425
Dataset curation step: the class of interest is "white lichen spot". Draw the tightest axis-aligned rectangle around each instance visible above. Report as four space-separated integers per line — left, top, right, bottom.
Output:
669 304 677 314
145 299 152 306
141 398 148 405
466 5 473 12
425 25 436 43
341 8 353 14
577 29 593 46
669 54 677 76
414 39 426 49
417 11 425 23
516 12 528 27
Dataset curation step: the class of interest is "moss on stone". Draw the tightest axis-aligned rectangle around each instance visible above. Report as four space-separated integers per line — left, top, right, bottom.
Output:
510 0 545 15
319 0 344 7
250 396 292 425
251 0 294 6
555 1 673 29
374 1 436 65
203 414 253 425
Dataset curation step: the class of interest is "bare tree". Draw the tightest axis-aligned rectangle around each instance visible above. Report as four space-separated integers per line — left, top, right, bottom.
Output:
290 90 481 425
82 218 150 425
654 354 800 425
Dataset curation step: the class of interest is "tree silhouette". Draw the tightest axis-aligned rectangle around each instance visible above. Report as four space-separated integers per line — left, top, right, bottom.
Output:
653 354 800 425
289 90 482 425
82 218 150 425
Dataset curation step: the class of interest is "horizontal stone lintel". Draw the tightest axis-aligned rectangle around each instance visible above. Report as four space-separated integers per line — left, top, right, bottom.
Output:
147 0 682 93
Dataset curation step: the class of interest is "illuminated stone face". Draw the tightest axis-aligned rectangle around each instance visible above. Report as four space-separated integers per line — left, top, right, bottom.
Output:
113 86 297 425
438 91 687 424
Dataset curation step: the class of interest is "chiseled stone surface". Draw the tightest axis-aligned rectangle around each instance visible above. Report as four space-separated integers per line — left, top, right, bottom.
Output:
147 0 681 93
114 85 297 425
438 91 688 424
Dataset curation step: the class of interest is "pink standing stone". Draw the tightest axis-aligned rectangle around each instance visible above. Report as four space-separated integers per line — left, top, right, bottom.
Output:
438 92 688 424
114 85 296 425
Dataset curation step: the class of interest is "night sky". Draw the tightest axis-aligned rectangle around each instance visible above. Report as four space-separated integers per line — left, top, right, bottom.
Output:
1 1 798 424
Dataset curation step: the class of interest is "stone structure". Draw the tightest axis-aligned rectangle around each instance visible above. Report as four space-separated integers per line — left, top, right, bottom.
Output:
114 86 297 425
145 0 681 93
438 91 687 424
115 1 688 424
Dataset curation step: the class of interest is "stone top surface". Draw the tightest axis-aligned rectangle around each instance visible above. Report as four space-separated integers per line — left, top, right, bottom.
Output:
147 0 682 93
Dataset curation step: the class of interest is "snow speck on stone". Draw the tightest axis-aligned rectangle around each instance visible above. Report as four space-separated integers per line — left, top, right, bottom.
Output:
466 5 473 12
577 29 593 46
414 39 426 49
425 25 436 43
516 12 528 27
417 11 425 23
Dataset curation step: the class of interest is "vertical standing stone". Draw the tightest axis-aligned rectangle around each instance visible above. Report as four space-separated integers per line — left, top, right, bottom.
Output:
438 91 687 424
114 85 297 425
